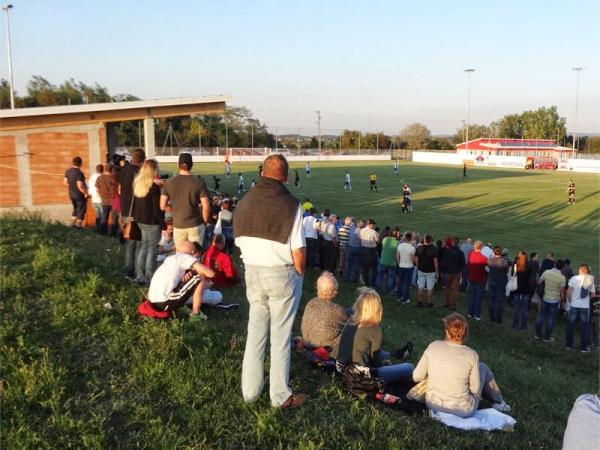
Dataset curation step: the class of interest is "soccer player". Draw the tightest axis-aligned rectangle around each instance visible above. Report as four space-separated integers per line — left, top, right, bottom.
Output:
344 171 352 191
567 179 575 205
237 172 244 194
305 161 311 177
369 172 378 191
463 163 468 180
294 169 300 188
225 161 232 179
402 184 412 213
393 159 398 176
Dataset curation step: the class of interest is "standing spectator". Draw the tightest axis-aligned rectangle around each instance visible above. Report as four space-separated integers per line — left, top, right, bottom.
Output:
467 241 487 320
441 237 465 310
302 198 313 212
512 251 532 330
233 155 307 409
488 246 509 323
95 165 117 235
415 234 439 307
565 264 594 352
132 160 164 285
360 219 379 287
561 258 575 285
320 214 338 273
535 259 566 342
119 148 145 279
528 252 540 307
89 164 103 232
396 232 416 304
459 238 474 292
63 156 89 228
376 229 398 293
160 153 210 245
337 217 352 277
345 219 363 282
302 209 319 269
539 252 555 275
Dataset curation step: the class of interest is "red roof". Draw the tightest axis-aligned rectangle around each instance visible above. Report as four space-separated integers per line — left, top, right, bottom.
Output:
456 138 571 152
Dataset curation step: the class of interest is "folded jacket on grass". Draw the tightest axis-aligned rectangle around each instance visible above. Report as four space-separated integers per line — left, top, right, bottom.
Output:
430 408 516 431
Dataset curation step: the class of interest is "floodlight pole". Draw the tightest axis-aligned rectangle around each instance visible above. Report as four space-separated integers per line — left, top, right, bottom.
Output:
572 67 586 158
315 110 321 153
3 3 15 109
464 69 475 153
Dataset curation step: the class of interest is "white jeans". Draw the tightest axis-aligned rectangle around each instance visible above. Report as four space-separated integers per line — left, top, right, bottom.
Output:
242 265 303 406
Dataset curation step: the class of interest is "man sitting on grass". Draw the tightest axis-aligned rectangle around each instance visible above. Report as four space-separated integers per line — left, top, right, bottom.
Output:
146 240 215 320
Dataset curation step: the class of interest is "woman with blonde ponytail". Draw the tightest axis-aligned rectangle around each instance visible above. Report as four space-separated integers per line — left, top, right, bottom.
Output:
132 159 164 284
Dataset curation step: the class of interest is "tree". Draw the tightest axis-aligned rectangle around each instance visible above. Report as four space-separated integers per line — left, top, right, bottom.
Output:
399 123 431 150
521 106 566 141
452 124 490 144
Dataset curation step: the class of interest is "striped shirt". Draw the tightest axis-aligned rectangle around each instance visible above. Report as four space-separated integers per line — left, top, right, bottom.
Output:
360 227 379 248
338 225 351 247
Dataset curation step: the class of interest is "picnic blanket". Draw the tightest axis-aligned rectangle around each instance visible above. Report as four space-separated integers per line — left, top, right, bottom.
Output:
430 408 516 431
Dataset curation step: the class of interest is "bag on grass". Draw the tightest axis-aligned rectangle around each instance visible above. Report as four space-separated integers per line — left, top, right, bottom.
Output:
340 363 384 396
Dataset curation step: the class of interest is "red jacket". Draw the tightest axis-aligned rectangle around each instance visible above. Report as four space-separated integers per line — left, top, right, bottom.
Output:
202 245 237 288
467 251 488 283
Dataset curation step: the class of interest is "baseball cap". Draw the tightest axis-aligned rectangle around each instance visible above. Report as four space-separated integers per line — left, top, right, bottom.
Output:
178 153 193 169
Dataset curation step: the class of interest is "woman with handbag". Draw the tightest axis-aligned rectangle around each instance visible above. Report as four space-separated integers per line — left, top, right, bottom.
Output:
132 160 164 285
512 252 532 330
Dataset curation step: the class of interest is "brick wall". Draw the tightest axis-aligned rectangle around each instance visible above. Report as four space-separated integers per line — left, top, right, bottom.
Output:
0 136 20 207
28 132 89 205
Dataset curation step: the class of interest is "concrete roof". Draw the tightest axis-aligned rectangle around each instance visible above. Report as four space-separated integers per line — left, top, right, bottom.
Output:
0 95 231 119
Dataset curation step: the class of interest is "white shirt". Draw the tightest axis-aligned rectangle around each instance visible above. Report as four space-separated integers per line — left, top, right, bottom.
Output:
321 221 337 242
236 205 305 266
148 253 198 303
238 175 244 185
302 215 318 239
481 246 493 260
88 173 102 204
345 173 351 183
568 274 595 309
397 242 416 268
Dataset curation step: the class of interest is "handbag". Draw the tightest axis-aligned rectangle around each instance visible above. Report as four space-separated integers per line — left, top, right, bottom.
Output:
506 264 518 295
123 195 141 241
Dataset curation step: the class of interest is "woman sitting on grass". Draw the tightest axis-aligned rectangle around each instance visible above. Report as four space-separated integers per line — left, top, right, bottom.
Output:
331 288 414 385
412 313 511 417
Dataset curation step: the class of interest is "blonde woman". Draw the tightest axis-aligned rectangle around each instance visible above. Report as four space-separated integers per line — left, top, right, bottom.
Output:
412 313 511 417
132 159 164 284
331 288 414 385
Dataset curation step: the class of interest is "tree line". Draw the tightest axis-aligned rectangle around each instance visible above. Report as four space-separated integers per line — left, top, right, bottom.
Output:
1 76 598 153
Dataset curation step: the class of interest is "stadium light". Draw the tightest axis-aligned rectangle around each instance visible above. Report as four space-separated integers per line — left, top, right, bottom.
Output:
2 3 15 109
572 67 586 158
464 69 476 153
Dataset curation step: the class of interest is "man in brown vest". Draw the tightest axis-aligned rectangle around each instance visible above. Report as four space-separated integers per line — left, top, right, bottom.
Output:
234 154 307 409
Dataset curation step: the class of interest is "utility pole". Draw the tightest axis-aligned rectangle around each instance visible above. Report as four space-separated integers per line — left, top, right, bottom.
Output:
297 128 301 156
251 124 254 150
464 69 476 153
138 121 142 147
3 3 15 109
225 119 229 151
572 67 586 158
315 110 321 153
339 130 342 154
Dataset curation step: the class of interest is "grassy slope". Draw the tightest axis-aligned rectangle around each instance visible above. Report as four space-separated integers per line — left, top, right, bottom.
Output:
1 162 599 449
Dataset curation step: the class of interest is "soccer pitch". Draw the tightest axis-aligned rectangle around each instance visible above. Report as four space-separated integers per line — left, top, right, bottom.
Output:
164 160 600 269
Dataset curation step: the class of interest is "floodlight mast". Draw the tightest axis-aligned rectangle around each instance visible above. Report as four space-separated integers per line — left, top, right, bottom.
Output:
464 69 476 154
3 3 15 109
315 110 321 153
572 67 586 158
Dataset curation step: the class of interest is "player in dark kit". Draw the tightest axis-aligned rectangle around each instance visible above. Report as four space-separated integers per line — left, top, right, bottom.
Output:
402 184 412 213
567 179 575 205
294 170 300 188
463 163 467 180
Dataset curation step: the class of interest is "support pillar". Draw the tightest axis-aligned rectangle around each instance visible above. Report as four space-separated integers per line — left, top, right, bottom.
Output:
143 116 156 158
15 133 33 207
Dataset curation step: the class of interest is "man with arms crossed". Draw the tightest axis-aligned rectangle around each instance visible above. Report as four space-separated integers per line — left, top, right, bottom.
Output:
160 153 210 244
234 154 307 409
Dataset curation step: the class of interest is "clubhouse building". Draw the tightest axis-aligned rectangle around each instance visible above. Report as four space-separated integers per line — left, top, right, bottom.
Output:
456 138 573 158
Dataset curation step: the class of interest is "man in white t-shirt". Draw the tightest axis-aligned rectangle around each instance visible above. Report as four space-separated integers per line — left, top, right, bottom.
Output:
88 164 103 233
396 232 416 304
302 209 319 269
565 263 595 352
147 240 215 320
320 214 338 272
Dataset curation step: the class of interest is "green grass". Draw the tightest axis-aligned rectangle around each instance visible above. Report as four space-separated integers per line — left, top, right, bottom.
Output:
1 162 599 449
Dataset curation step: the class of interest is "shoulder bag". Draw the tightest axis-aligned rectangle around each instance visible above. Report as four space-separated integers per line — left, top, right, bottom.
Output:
123 195 141 241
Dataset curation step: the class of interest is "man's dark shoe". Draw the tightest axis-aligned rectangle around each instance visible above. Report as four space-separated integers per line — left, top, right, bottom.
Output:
279 393 307 409
395 341 414 360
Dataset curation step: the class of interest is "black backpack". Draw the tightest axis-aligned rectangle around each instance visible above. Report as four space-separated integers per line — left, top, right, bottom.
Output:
340 363 384 396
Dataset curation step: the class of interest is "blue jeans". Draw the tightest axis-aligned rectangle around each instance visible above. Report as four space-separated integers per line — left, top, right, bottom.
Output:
242 265 303 407
396 267 413 301
512 293 529 329
468 282 484 318
376 264 396 292
123 216 141 276
535 301 559 340
136 223 161 282
565 307 590 350
375 363 414 385
92 202 102 232
488 280 507 323
345 246 361 282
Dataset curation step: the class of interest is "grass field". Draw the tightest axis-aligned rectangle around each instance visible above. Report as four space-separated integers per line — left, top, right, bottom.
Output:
1 161 599 449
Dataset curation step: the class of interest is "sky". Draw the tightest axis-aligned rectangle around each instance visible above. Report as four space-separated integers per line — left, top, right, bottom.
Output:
2 0 599 135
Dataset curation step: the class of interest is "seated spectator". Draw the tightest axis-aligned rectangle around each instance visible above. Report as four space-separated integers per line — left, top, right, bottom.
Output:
332 288 414 386
146 240 215 320
562 393 600 450
202 234 239 288
157 219 175 263
301 271 349 349
412 313 511 417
